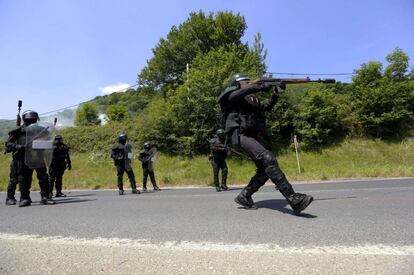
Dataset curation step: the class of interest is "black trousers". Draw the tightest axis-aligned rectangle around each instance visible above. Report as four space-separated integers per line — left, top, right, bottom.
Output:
7 158 19 199
49 163 66 194
211 158 228 187
116 164 137 190
238 134 294 196
17 160 49 200
142 162 157 188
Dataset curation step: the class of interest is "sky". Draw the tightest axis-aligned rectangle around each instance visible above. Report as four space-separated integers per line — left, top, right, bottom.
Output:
0 0 413 120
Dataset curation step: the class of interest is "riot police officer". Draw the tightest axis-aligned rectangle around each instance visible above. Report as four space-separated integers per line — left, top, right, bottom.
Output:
5 110 55 207
4 143 19 205
48 135 71 198
217 73 313 215
110 134 140 195
139 142 159 191
209 129 229 192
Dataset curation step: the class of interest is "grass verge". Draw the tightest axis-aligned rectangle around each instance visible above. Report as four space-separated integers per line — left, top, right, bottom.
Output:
0 138 413 191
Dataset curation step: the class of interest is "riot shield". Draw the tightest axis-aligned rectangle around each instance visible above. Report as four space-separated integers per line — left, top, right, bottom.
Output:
125 143 134 171
148 148 157 172
25 123 56 168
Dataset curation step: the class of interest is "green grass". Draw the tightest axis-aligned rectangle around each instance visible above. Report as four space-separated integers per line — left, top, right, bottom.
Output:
1 138 413 191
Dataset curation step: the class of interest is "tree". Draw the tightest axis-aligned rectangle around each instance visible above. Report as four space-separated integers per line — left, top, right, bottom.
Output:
106 104 129 122
351 48 414 138
75 103 101 126
384 47 410 82
138 11 247 90
294 87 345 149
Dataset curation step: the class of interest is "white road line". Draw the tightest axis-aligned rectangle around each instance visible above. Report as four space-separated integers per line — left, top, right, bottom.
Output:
1 232 413 256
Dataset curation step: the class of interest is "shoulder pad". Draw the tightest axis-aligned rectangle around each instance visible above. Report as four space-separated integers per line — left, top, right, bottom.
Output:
217 86 238 103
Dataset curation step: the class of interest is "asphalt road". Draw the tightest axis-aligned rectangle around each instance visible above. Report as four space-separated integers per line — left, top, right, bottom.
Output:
1 178 413 274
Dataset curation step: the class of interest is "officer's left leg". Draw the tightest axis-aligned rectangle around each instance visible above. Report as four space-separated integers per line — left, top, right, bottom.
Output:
212 161 221 191
18 161 33 207
36 167 55 205
48 165 56 198
149 171 159 191
260 150 313 215
117 165 125 195
55 166 66 197
220 161 229 191
126 169 140 194
6 159 19 205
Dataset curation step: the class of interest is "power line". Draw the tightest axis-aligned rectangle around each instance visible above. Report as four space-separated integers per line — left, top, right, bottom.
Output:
266 72 355 76
1 83 139 121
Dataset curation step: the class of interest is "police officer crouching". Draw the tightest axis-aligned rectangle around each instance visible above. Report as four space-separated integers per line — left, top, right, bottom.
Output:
217 73 313 215
139 142 159 191
209 129 229 192
111 134 140 195
48 135 71 198
5 111 55 207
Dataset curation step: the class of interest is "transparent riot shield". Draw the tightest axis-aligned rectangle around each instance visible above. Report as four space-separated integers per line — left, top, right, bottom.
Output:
125 143 134 171
25 123 56 168
148 147 157 172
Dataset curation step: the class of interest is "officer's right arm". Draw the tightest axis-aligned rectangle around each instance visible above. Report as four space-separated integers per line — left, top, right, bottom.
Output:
5 131 20 154
228 84 263 103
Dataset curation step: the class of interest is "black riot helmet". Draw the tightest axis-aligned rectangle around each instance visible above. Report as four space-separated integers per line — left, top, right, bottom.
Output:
118 133 127 144
216 129 225 139
54 134 63 144
228 73 250 87
22 110 39 126
143 142 151 149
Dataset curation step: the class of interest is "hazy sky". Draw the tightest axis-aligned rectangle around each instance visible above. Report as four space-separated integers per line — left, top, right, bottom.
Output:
0 0 413 119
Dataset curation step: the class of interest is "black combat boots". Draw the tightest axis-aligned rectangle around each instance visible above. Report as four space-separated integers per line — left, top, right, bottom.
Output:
234 187 257 209
285 193 313 215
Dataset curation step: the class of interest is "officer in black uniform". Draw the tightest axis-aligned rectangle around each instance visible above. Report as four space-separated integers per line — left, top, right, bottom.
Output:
4 144 19 205
111 134 140 195
209 129 229 192
217 73 313 215
5 110 55 207
139 142 159 191
48 135 71 198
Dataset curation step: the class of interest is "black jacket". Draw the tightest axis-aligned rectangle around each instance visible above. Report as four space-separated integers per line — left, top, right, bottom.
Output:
218 84 278 136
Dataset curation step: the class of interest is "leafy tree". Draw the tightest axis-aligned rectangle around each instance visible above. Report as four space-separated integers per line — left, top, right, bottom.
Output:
75 103 101 126
138 11 247 90
135 43 266 155
106 104 129 122
352 61 383 87
384 47 410 82
294 86 345 149
351 48 414 138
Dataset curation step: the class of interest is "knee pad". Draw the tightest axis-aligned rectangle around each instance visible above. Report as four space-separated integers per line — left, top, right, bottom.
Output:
260 150 277 167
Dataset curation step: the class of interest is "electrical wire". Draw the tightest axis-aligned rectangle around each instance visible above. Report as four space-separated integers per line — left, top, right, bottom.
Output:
1 83 139 121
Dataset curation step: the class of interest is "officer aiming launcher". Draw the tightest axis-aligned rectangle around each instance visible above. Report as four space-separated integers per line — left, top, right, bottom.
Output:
218 73 336 215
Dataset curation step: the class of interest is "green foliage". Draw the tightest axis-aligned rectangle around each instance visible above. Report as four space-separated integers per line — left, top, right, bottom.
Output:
60 121 134 153
138 11 247 89
106 104 129 122
75 103 101 126
351 48 414 138
93 87 154 115
136 44 266 155
384 47 410 82
294 86 345 149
